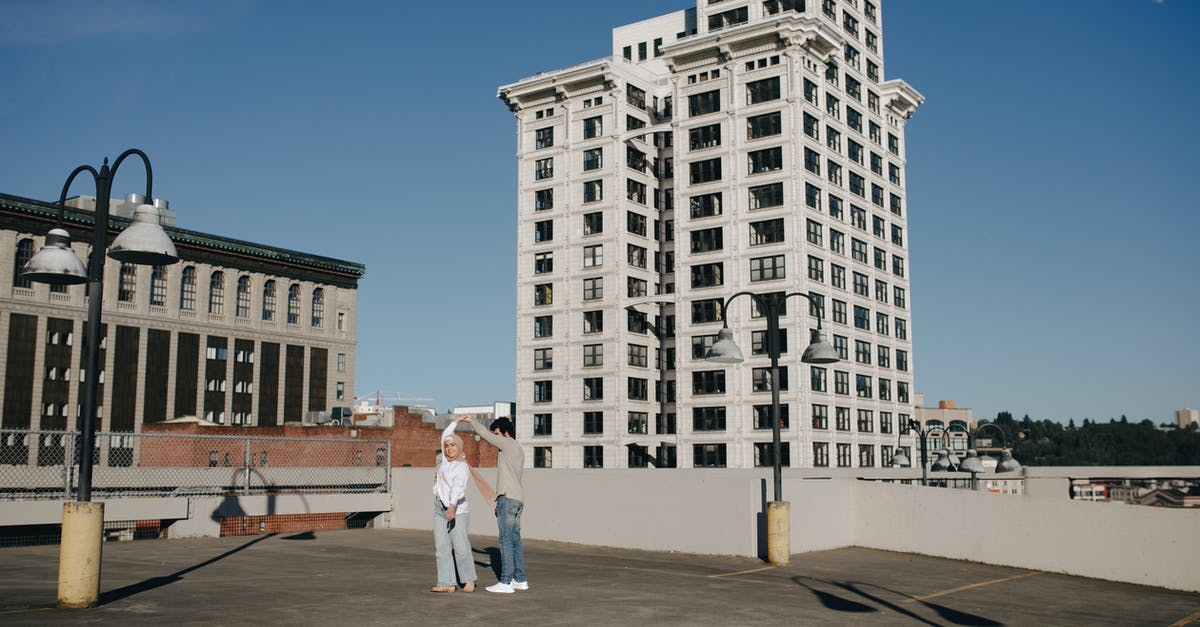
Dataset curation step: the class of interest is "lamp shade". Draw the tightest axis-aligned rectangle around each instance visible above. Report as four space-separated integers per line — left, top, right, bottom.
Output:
20 228 87 285
995 449 1022 473
108 204 179 266
931 449 952 471
946 448 962 469
704 327 745 364
891 448 910 467
801 328 840 364
959 449 986 473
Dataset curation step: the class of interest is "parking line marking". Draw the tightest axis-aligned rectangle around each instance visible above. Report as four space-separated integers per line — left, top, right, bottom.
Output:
1169 609 1200 626
902 571 1043 603
707 565 777 579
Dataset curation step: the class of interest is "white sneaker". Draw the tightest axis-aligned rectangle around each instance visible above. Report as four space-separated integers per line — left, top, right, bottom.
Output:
486 582 515 594
511 581 529 591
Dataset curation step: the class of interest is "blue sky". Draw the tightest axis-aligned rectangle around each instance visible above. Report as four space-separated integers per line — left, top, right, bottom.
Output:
1 0 1196 423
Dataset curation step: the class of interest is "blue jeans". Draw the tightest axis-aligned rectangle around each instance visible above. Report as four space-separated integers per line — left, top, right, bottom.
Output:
495 495 525 583
434 498 476 587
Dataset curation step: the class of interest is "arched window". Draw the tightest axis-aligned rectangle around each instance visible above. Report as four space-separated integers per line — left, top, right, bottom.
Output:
13 238 33 288
287 284 301 324
180 266 196 310
311 288 324 327
262 280 276 321
236 276 251 318
209 271 224 315
150 265 167 306
118 263 136 302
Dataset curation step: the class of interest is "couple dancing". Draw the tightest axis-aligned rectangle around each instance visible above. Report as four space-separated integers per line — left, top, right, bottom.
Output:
432 414 526 594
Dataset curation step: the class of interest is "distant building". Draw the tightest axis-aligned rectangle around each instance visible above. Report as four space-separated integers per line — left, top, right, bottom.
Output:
0 191 364 466
913 398 974 454
1176 408 1198 429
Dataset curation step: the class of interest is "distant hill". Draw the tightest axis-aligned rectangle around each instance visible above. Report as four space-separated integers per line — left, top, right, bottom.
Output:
987 412 1200 466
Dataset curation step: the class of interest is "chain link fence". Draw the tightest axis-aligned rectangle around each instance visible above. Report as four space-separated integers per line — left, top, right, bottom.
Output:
0 429 391 501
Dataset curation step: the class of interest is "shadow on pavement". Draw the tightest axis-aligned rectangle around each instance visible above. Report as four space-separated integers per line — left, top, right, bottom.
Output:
472 546 501 580
792 577 1003 627
98 533 276 606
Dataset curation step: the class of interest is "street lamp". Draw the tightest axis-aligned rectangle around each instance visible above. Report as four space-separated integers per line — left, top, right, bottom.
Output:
703 291 838 565
20 149 178 608
626 301 675 467
906 419 1021 488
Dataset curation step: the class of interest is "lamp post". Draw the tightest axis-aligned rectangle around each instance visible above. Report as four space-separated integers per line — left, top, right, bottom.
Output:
625 300 674 467
20 149 178 608
900 419 1021 488
704 291 838 565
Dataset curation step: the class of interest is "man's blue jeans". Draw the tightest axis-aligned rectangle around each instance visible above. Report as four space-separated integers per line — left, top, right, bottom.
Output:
495 495 525 583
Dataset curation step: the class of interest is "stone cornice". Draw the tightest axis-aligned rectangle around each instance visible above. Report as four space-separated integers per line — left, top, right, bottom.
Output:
879 79 925 119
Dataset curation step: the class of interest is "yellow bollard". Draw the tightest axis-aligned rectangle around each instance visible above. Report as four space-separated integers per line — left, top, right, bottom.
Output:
58 501 104 608
766 500 790 566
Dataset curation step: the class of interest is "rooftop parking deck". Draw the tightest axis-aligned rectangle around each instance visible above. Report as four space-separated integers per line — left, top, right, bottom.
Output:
2 528 1197 626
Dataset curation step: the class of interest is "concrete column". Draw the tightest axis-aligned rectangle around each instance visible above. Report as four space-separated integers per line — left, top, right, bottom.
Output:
57 501 104 608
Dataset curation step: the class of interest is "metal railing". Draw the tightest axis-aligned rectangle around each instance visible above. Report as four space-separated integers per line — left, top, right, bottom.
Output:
0 429 391 500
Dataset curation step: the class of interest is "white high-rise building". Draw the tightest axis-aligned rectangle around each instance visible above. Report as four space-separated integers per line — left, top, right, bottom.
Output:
500 0 922 470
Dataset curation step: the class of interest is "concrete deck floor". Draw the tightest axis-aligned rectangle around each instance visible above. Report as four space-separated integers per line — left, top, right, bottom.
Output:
1 528 1197 626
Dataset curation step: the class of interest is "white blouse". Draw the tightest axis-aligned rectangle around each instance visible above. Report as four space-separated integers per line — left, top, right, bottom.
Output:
432 421 470 514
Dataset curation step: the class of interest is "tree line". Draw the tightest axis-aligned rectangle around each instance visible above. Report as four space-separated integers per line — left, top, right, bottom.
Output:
979 412 1200 466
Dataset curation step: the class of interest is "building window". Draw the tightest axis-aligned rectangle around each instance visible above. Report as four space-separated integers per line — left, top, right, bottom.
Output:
583 277 602 301
690 227 723 254
534 157 553 180
807 256 824 282
754 442 791 468
692 370 726 395
691 298 723 324
535 126 554 150
535 188 553 211
752 366 788 392
534 413 552 436
583 378 604 401
691 262 724 288
584 445 603 469
753 404 790 430
583 310 603 334
693 443 727 468
583 148 603 171
533 380 552 403
628 377 648 401
751 329 787 356
747 112 782 139
583 116 602 139
831 442 852 468
534 446 552 468
835 371 850 396
584 212 603 235
534 315 553 338
534 283 553 306
810 366 828 392
628 343 648 367
749 255 785 282
13 238 34 288
689 158 722 184
583 244 603 267
287 284 301 324
262 280 276 321
852 444 873 468
208 271 224 315
337 353 345 372
689 192 722 219
749 182 783 209
582 343 603 367
804 148 821 175
857 409 874 433
750 218 785 246
534 252 553 274
628 412 649 435
534 348 552 371
688 90 721 117
627 211 647 236
856 374 873 398
118 263 136 302
748 147 783 174
583 410 604 434
746 76 780 104
236 276 251 318
813 442 829 467
897 349 909 372
689 123 721 150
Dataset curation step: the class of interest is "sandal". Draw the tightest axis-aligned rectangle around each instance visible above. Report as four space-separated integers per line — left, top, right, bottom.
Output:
431 586 456 593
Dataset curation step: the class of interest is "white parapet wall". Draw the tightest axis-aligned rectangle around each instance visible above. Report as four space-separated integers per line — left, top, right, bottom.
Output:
389 467 1200 592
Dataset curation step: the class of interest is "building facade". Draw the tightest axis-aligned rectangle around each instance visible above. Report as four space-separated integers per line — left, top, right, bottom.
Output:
502 0 922 469
0 192 364 466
